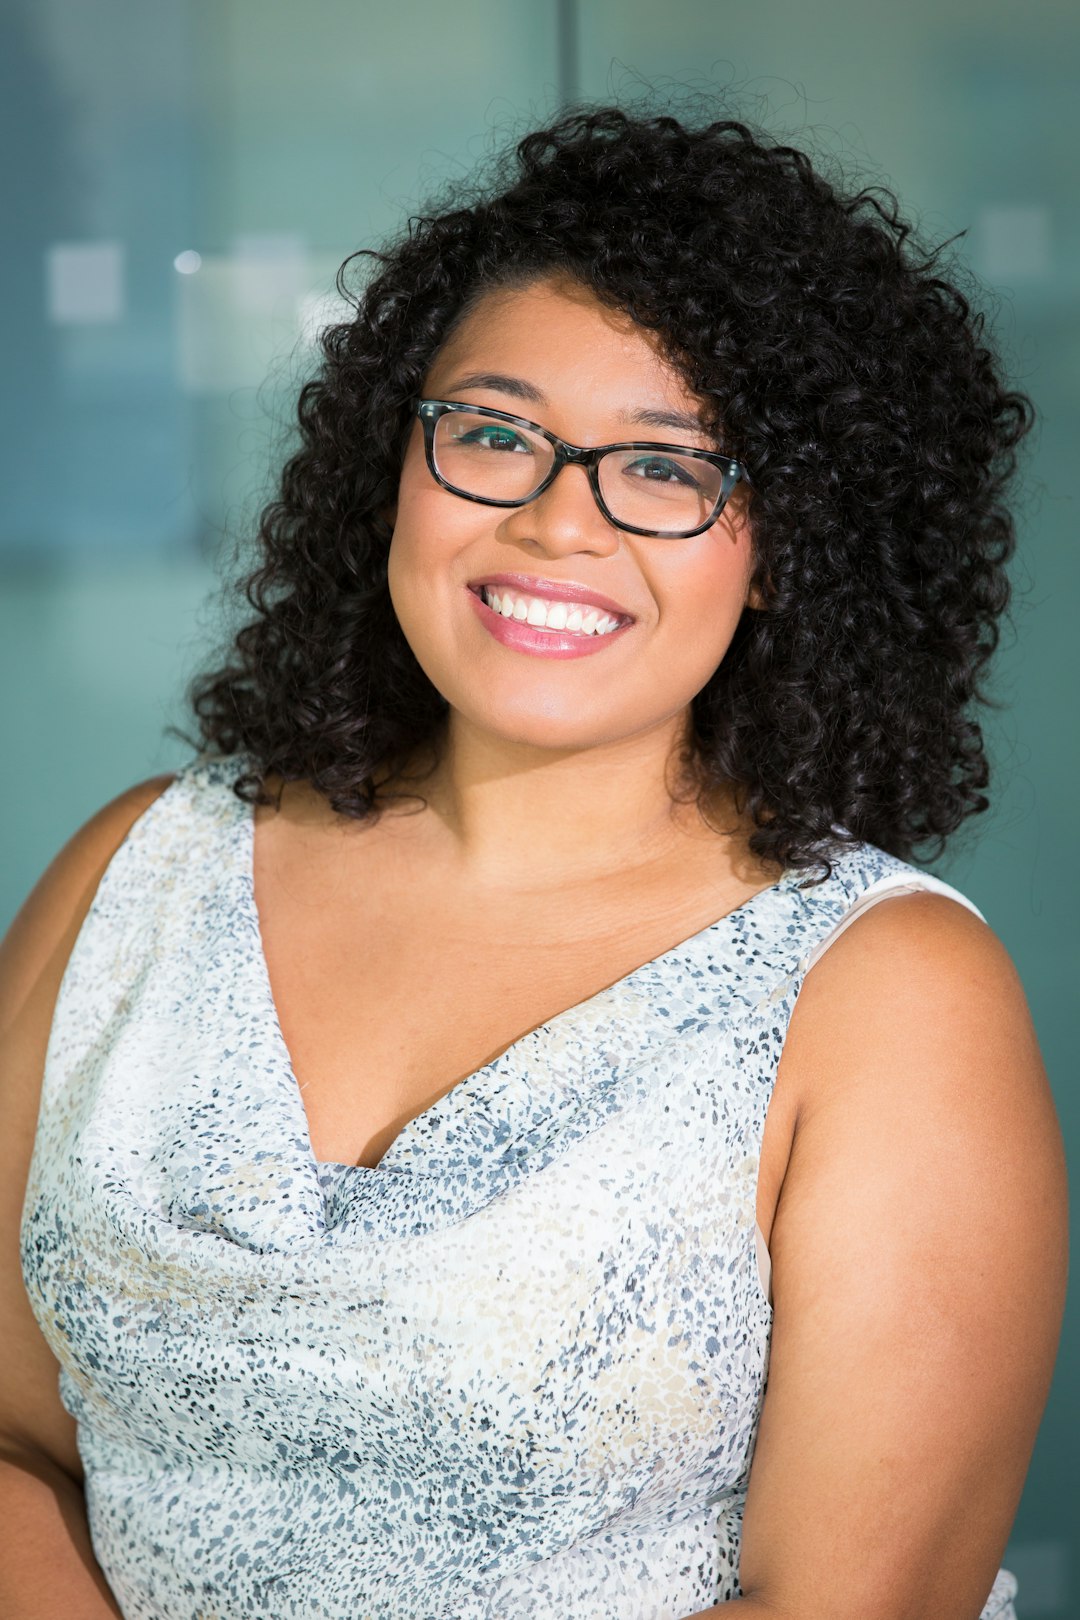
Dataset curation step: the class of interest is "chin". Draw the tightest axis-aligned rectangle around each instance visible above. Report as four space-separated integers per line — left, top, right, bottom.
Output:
459 698 632 754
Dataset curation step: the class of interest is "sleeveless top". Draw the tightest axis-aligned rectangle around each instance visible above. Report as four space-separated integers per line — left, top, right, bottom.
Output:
20 757 1020 1620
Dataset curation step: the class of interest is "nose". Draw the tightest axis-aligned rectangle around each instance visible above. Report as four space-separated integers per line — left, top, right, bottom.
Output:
502 461 621 557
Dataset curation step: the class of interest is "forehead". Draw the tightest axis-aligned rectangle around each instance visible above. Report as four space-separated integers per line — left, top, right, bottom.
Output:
425 274 701 414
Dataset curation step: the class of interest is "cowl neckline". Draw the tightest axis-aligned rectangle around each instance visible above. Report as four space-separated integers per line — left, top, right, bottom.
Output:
237 776 803 1180
116 757 858 1255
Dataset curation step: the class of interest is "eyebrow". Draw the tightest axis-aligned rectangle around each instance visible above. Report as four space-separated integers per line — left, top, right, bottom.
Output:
442 371 710 440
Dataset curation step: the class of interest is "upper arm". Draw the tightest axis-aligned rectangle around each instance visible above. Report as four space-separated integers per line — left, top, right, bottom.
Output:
740 893 1068 1619
0 776 176 1478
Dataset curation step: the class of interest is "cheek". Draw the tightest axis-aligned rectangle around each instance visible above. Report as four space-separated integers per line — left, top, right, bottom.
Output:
386 480 484 679
387 524 435 645
657 533 755 655
386 478 453 614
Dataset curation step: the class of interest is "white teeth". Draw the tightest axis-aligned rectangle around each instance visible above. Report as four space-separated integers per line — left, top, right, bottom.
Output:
479 586 625 636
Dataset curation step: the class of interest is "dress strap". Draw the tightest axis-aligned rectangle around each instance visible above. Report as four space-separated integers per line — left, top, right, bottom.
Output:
800 871 986 975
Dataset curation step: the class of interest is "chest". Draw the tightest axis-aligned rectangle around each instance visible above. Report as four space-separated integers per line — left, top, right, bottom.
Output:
250 798 800 1250
264 919 602 1167
34 1061 770 1598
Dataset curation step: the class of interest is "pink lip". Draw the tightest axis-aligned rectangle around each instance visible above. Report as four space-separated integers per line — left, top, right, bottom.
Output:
466 572 635 622
466 584 634 659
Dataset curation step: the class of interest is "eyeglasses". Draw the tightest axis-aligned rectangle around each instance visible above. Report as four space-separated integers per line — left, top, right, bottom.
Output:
416 399 749 539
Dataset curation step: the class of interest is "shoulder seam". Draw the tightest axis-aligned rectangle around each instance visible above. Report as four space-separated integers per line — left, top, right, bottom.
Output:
798 877 988 978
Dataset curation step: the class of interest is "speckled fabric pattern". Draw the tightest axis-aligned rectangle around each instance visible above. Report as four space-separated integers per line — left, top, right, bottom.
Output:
21 757 1018 1620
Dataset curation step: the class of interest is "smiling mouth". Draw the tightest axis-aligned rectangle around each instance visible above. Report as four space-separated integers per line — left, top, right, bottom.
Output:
468 583 631 637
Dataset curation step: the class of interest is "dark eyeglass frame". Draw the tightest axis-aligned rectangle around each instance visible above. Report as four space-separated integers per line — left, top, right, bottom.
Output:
416 399 750 539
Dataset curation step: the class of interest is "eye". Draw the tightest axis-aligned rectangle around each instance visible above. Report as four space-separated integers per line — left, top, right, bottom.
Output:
455 424 533 453
624 454 704 488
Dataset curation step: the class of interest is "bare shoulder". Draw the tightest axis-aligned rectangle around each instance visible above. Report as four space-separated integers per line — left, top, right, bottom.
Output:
1 770 179 1142
0 773 175 1474
1 773 178 1025
782 888 1056 1133
740 892 1069 1615
776 889 1067 1307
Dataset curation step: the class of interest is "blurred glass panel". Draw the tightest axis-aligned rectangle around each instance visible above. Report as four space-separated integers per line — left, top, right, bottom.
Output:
575 0 1079 1600
2 0 1075 1600
1 0 198 560
1 0 559 920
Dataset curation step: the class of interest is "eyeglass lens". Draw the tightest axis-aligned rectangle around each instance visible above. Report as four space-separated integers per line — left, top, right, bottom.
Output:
432 410 726 534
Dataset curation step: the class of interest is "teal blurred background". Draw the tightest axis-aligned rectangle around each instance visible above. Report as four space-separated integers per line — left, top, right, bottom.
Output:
2 0 1076 1605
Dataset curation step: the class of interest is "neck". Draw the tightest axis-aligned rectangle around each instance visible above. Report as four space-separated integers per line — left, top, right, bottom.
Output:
383 710 742 889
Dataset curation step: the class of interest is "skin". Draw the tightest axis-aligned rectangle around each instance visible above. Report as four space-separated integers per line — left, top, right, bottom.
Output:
0 273 1067 1620
384 271 766 884
389 276 1068 1616
246 274 783 1174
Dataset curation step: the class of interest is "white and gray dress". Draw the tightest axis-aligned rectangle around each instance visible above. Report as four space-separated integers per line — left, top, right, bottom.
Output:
20 757 1019 1619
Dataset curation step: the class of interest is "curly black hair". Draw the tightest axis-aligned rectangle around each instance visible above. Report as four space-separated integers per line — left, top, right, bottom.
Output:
185 103 1033 876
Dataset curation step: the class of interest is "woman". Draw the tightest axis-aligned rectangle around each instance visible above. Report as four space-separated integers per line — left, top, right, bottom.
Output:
2 107 1067 1619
